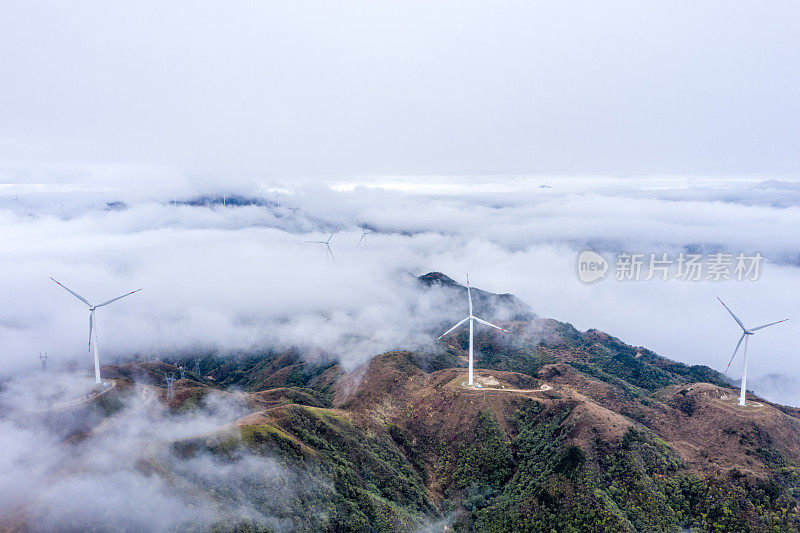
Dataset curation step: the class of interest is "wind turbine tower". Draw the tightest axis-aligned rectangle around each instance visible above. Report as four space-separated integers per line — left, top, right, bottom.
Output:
437 276 508 386
51 277 142 384
39 352 48 371
718 297 788 406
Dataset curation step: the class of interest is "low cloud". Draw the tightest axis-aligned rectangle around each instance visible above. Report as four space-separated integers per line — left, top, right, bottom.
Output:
0 372 325 532
0 175 798 405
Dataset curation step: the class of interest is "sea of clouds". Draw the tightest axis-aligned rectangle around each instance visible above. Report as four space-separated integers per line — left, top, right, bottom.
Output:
1 173 799 406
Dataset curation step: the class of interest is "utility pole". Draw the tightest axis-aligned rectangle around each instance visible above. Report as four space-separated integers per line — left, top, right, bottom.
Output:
163 372 176 400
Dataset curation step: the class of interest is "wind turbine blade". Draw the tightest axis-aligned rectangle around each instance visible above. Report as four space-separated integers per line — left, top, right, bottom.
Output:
750 319 789 332
466 275 473 316
96 288 142 307
356 233 366 247
717 297 746 331
437 316 469 339
326 244 335 261
724 332 746 374
473 316 508 332
51 277 91 306
326 226 339 243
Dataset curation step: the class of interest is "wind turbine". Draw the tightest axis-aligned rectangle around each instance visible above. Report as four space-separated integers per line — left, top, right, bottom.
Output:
437 275 508 386
356 218 372 248
51 277 142 384
717 297 788 406
2 193 24 207
306 227 338 261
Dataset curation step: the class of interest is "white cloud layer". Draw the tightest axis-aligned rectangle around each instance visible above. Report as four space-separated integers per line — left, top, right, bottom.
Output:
0 372 322 531
0 175 798 405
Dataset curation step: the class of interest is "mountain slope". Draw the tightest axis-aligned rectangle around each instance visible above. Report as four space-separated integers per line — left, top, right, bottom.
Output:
162 273 800 530
10 272 799 532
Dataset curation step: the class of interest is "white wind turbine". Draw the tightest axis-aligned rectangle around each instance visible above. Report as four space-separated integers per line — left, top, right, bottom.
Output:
51 277 142 384
306 227 338 261
356 218 372 248
438 275 508 386
717 297 788 406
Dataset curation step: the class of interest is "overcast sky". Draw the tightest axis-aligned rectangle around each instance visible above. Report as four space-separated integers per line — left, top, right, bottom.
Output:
1 1 799 178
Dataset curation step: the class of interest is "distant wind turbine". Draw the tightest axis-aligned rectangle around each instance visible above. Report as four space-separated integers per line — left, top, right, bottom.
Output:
438 275 508 386
2 193 24 206
51 277 142 384
717 297 788 406
306 227 338 261
356 218 372 248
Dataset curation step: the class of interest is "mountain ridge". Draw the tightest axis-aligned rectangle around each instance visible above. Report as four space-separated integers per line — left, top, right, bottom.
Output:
7 271 800 532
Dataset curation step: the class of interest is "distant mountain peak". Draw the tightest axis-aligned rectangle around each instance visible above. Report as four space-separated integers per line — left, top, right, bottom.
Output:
417 271 460 287
417 271 536 321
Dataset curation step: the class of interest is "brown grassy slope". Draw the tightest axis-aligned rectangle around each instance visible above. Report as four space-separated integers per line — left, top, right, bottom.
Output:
326 351 800 492
647 383 800 476
324 352 645 499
